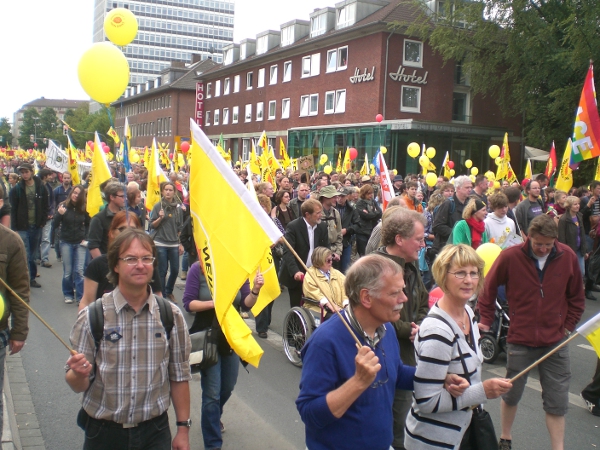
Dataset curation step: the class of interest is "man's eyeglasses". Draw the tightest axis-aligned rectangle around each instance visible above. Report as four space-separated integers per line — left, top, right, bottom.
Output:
119 256 155 265
448 271 480 279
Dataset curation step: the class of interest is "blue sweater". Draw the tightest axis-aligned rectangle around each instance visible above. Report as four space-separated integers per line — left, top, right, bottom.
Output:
296 313 415 450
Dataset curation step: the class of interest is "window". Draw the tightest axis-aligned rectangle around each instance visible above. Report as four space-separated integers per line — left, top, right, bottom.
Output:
268 100 276 120
335 89 346 113
207 82 212 98
223 108 229 125
326 50 337 73
232 106 239 124
452 91 470 122
242 139 250 160
282 98 290 119
245 104 252 122
401 86 421 112
234 75 240 92
283 61 292 82
224 78 230 95
215 80 221 97
309 93 319 115
240 44 247 60
214 109 220 125
300 95 309 117
205 111 211 126
270 65 278 85
281 26 294 46
256 35 268 55
337 46 348 70
224 48 234 64
454 60 469 86
403 39 423 68
300 94 319 117
302 53 320 78
325 91 335 113
337 3 356 29
258 68 265 88
246 72 253 90
256 102 264 121
311 13 327 37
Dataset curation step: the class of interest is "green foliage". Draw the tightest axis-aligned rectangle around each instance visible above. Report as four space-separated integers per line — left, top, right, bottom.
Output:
0 118 12 147
395 0 600 185
63 105 115 149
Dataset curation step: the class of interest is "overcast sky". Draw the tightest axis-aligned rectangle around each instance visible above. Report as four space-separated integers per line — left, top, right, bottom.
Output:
0 0 329 124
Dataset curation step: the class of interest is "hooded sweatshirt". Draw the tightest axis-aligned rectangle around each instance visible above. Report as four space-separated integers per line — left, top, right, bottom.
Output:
484 212 516 247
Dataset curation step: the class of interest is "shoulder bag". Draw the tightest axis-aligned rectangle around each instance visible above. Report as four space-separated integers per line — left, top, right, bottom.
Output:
189 315 220 373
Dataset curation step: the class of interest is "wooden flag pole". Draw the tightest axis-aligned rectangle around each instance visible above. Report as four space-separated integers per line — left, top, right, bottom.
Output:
0 277 76 355
509 332 579 383
281 237 362 349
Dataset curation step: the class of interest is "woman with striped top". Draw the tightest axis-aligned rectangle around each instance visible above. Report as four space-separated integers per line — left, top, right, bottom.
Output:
405 244 512 449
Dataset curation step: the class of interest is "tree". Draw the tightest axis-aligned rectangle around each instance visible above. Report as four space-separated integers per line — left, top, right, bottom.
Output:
18 108 40 149
398 0 600 184
0 118 12 147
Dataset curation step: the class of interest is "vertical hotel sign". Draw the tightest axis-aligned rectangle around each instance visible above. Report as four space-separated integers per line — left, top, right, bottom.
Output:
195 82 204 128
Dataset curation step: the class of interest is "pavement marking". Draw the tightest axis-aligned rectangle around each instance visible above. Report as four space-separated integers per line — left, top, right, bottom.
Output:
487 367 587 410
578 344 595 352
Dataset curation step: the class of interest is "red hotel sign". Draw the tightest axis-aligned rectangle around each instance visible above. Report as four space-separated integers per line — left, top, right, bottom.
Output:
195 82 204 128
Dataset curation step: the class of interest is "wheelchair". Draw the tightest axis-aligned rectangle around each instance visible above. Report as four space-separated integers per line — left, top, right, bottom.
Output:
282 297 323 367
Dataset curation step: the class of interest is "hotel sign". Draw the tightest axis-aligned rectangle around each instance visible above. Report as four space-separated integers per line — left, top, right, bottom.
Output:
349 67 375 83
195 82 204 128
389 65 428 85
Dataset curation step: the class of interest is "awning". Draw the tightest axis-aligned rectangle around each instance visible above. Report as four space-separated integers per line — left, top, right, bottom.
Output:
524 146 549 161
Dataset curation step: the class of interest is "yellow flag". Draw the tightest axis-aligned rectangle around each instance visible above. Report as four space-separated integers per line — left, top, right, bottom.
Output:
342 148 351 172
107 126 120 145
258 131 268 151
143 146 150 169
595 157 600 182
145 138 168 211
67 136 81 185
189 119 282 367
336 151 342 173
555 139 573 192
87 132 112 217
496 133 510 180
249 141 261 174
173 142 180 173
280 138 291 169
360 152 369 176
524 159 532 181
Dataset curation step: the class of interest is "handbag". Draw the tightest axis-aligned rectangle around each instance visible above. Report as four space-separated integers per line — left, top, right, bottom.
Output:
189 317 220 373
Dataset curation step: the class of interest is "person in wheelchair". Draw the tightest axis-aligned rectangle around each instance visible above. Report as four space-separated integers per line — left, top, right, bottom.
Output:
302 246 348 322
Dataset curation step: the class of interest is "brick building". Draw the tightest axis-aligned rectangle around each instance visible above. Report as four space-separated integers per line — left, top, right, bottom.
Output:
200 0 523 175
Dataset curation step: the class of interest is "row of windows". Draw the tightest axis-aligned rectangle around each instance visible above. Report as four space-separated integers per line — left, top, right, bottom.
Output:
204 90 347 126
126 3 233 24
309 3 356 38
129 60 170 73
115 96 172 118
137 18 233 38
126 118 172 138
136 32 224 51
112 0 234 12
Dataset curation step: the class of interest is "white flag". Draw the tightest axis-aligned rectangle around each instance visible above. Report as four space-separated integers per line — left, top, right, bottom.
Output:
45 140 69 173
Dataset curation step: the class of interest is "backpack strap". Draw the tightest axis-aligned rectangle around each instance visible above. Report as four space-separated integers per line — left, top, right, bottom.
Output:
88 298 104 351
154 295 174 341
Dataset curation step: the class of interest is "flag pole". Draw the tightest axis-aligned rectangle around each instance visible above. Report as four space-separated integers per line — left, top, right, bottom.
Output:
281 237 362 349
0 277 76 355
509 332 579 382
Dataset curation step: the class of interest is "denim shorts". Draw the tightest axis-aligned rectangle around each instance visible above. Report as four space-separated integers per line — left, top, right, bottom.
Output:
502 342 571 415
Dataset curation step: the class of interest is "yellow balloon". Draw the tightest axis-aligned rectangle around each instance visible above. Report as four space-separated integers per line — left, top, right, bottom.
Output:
407 142 420 158
419 155 430 167
319 154 328 165
380 146 388 154
104 8 139 47
488 145 501 159
393 169 398 176
465 159 473 169
471 167 479 176
449 169 455 177
476 243 502 276
469 175 476 183
324 164 332 174
78 42 130 104
425 172 438 187
495 157 502 166
130 153 140 163
484 170 495 180
426 147 436 159
494 181 501 189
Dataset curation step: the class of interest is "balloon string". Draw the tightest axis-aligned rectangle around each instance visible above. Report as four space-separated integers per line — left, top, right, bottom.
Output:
103 104 114 128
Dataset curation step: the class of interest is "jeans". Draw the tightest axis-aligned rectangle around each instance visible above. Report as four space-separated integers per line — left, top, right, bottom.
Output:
255 302 273 333
181 251 189 272
340 244 352 274
356 234 370 256
0 346 7 437
156 246 179 296
200 352 239 450
577 250 585 281
60 242 86 301
40 221 52 263
54 226 62 259
83 412 171 450
17 225 42 281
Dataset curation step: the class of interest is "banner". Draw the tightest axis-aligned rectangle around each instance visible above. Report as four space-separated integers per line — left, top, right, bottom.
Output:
570 63 600 168
45 140 69 173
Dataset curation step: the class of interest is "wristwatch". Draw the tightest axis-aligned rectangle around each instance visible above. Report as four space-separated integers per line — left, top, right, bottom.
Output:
176 419 192 427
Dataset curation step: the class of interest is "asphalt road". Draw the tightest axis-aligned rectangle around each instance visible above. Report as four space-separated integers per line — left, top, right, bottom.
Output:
13 257 600 449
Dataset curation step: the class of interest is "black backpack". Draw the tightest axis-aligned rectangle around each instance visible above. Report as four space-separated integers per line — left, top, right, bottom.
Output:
88 295 174 351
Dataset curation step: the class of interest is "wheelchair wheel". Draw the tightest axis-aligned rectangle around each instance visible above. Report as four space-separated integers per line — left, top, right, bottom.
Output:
480 334 499 364
282 307 315 367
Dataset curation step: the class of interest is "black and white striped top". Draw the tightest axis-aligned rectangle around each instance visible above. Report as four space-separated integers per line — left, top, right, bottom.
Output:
404 304 487 450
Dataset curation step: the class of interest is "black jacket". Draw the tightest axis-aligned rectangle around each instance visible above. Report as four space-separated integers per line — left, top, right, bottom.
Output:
336 202 359 247
354 198 382 236
88 207 119 254
558 211 587 255
9 176 49 231
431 194 466 256
53 204 90 245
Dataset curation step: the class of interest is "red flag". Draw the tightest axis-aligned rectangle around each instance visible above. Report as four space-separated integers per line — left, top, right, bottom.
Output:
545 141 557 178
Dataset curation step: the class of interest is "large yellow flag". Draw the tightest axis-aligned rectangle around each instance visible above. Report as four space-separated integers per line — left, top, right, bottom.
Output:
360 152 369 176
555 139 573 192
496 133 510 180
189 119 282 367
280 138 291 169
342 148 351 172
524 159 532 181
67 136 81 185
145 138 168 211
86 132 112 217
595 157 600 182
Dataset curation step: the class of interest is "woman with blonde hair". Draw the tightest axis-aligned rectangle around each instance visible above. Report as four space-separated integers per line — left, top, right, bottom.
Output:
302 247 347 321
558 195 588 281
405 244 512 449
451 198 489 249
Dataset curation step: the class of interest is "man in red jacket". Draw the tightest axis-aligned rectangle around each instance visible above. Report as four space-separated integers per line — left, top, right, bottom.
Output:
478 214 585 450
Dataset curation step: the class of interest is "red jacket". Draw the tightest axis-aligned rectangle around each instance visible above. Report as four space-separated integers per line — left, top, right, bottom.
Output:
478 239 585 347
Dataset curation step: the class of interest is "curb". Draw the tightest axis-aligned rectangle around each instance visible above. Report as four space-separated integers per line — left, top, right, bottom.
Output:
3 360 17 450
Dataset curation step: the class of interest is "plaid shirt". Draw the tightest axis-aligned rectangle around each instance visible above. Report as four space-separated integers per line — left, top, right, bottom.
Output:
70 287 191 424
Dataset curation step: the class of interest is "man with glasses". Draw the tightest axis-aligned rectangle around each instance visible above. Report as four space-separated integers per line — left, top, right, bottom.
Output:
374 208 430 450
88 182 125 258
66 229 192 450
296 255 416 450
478 214 585 450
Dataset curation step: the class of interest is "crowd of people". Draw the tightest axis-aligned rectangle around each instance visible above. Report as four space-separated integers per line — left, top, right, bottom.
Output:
0 155 597 450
